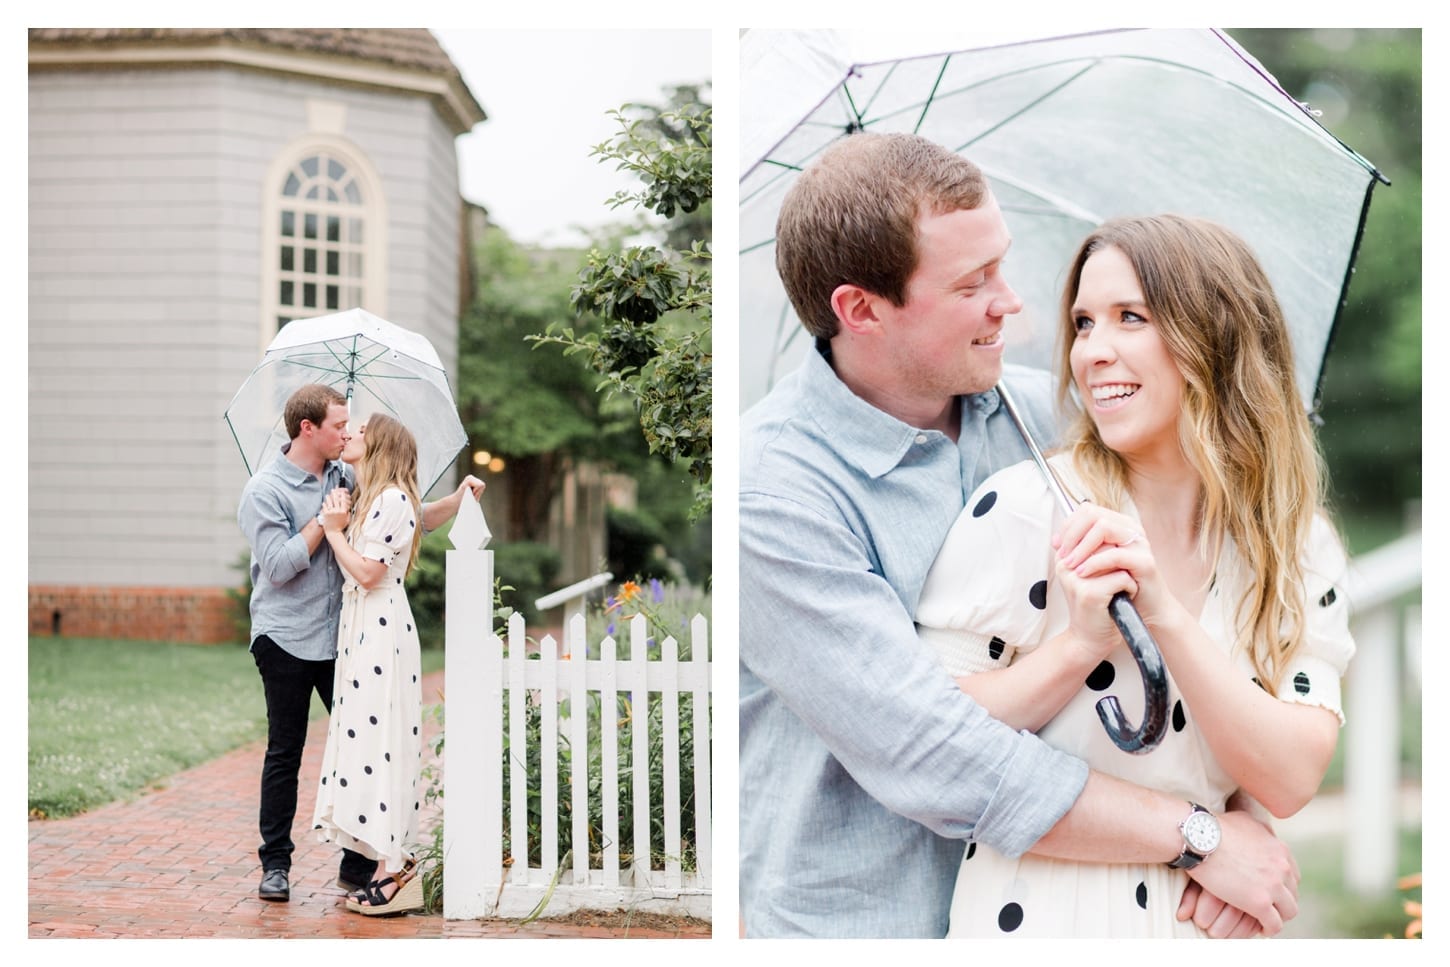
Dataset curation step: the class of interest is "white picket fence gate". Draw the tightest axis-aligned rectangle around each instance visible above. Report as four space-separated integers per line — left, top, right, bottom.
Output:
442 496 712 920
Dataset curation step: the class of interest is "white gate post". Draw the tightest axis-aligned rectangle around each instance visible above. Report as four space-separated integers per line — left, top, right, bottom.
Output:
1344 606 1399 896
443 495 498 918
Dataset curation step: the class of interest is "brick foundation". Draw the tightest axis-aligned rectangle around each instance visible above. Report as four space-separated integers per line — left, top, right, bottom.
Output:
28 585 243 644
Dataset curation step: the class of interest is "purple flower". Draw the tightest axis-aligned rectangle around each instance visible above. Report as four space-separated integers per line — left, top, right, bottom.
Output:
649 578 664 603
606 621 616 637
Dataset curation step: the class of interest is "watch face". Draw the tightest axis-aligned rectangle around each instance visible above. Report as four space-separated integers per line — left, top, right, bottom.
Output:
1183 810 1222 853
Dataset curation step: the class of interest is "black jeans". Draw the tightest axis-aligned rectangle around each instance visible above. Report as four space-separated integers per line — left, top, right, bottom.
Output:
252 635 374 884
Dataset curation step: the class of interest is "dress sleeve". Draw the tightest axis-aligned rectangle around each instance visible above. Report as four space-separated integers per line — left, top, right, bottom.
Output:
358 488 418 566
1271 514 1356 725
915 460 1059 676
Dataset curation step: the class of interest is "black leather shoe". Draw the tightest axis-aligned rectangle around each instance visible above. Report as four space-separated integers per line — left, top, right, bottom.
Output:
259 868 290 901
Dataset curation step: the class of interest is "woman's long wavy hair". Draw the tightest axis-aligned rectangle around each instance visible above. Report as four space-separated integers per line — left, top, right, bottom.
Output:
349 412 423 578
1054 214 1328 694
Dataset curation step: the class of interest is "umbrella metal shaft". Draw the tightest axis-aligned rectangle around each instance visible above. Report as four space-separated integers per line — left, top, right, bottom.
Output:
995 380 1076 516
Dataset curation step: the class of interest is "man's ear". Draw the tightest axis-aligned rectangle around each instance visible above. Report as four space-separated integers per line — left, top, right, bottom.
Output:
830 283 887 336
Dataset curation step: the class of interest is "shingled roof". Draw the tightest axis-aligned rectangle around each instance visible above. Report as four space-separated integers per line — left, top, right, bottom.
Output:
28 27 485 132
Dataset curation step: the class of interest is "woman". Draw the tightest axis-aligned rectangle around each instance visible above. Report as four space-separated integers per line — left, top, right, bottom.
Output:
313 413 427 916
916 214 1355 938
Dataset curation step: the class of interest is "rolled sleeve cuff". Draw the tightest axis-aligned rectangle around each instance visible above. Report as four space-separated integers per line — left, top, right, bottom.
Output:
972 730 1089 858
280 532 312 582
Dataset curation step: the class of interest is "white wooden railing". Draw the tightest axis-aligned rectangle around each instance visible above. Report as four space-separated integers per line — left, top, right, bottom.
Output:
443 497 712 920
1341 528 1422 896
534 572 614 632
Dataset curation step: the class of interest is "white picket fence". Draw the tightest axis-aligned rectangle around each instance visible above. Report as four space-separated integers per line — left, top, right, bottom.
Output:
442 496 712 920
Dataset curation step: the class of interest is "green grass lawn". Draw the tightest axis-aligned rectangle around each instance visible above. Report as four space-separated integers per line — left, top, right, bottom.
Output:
28 637 445 819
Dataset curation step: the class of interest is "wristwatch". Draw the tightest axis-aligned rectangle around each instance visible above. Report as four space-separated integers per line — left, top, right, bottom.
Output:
1167 802 1221 870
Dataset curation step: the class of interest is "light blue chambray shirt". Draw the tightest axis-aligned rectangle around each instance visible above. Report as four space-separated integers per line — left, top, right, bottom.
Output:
237 444 353 661
739 346 1091 938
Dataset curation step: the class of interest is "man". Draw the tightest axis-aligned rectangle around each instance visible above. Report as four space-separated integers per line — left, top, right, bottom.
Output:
739 133 1299 937
238 383 481 901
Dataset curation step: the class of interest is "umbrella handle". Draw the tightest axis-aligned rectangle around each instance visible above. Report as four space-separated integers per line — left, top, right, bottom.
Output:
1094 591 1170 754
993 380 1169 753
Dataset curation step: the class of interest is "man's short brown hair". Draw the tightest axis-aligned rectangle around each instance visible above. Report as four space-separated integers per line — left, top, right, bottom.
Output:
775 132 989 339
283 383 347 440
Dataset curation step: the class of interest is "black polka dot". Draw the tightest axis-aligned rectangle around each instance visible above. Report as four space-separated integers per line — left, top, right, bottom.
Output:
1319 588 1337 607
964 842 977 861
353 679 360 689
373 510 381 518
409 519 416 528
359 814 367 824
972 491 998 517
1086 661 1115 691
369 715 378 725
339 777 348 787
998 902 1024 932
413 726 419 735
379 802 387 812
1028 580 1048 610
1294 672 1311 695
1172 700 1186 732
347 729 356 738
385 534 393 543
379 617 387 626
385 753 391 762
1136 881 1148 909
321 776 327 785
988 637 1005 661
400 493 407 501
407 623 412 632
375 666 383 675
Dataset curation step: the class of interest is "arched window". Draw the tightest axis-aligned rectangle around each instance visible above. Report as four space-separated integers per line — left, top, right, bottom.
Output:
274 151 366 329
261 136 387 342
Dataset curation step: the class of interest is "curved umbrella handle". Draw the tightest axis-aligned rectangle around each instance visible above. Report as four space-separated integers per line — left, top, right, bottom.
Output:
992 380 1170 753
1095 591 1170 754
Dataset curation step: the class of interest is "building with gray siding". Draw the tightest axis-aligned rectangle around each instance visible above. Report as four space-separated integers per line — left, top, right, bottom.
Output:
28 28 486 641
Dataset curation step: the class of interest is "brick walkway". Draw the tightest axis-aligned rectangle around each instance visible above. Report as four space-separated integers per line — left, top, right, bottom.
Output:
28 670 710 939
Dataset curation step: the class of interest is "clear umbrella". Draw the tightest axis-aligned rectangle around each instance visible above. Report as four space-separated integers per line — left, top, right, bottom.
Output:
225 307 467 496
741 27 1387 413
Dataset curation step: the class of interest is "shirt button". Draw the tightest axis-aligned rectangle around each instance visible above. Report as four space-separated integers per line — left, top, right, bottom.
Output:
915 434 928 445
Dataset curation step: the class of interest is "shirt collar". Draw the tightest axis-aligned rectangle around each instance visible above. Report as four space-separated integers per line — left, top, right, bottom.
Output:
274 441 347 487
798 344 1001 479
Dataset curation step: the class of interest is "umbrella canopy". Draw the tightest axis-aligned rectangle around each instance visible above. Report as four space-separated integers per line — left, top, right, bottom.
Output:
740 27 1387 413
225 307 467 496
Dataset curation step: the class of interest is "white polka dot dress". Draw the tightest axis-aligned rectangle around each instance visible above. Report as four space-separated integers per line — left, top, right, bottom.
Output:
312 487 424 873
916 455 1355 938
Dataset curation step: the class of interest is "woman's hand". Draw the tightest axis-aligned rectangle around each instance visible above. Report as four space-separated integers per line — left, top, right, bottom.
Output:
1053 503 1181 631
319 488 351 534
455 474 485 501
1055 551 1137 662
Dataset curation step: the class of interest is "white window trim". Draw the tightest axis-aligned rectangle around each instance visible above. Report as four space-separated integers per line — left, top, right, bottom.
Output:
259 133 388 351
